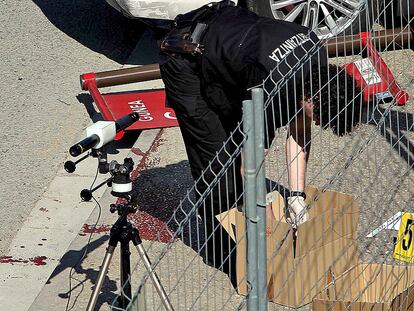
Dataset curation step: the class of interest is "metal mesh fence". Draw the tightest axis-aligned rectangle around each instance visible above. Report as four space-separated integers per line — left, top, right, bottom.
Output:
112 1 414 310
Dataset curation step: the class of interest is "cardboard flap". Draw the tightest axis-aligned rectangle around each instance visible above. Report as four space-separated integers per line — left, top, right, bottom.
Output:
268 234 358 307
305 188 359 217
362 263 414 303
313 263 414 311
235 210 248 294
215 208 239 241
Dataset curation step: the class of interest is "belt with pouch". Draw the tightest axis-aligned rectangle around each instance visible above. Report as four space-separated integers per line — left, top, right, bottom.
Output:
160 0 235 56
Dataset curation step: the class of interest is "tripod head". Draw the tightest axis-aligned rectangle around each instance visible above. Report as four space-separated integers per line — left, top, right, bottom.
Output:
109 157 134 198
71 153 136 205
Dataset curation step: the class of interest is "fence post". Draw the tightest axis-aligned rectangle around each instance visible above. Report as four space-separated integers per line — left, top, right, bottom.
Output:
129 285 147 311
252 88 268 311
242 99 259 310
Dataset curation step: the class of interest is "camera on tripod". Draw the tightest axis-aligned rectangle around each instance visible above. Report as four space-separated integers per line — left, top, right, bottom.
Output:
65 112 138 202
64 112 174 311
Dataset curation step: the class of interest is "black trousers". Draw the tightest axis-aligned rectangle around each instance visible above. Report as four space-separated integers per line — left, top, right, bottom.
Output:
160 55 242 283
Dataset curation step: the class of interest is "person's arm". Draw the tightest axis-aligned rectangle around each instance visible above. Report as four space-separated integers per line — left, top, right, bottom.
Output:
286 112 312 192
285 111 312 226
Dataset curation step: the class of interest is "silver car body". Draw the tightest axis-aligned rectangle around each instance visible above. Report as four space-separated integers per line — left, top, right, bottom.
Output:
107 0 238 19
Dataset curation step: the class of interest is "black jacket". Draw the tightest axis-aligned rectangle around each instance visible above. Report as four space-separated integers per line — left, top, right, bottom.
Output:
200 6 327 127
160 4 327 132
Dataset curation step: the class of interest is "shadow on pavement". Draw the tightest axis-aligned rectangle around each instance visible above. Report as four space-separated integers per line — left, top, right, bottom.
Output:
132 160 194 235
130 160 216 255
46 236 117 310
32 0 146 64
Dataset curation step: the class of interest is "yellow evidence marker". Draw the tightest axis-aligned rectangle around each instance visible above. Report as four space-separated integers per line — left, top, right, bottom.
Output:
394 212 414 263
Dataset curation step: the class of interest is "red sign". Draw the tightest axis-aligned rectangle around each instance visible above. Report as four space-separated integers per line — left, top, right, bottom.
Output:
102 90 178 130
343 32 409 105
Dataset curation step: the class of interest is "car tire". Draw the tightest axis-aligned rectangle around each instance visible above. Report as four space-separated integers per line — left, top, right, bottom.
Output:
242 0 373 37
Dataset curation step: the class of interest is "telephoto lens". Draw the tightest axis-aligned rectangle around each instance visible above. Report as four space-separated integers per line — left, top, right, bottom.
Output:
69 134 100 157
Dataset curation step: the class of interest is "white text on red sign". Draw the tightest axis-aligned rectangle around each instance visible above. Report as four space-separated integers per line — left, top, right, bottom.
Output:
128 100 153 122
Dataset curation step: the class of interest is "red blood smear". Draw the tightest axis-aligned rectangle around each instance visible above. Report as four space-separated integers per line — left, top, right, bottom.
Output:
116 130 173 243
104 130 173 243
0 256 47 266
0 256 28 264
131 147 146 157
130 130 164 180
79 224 111 236
30 256 47 266
129 211 173 243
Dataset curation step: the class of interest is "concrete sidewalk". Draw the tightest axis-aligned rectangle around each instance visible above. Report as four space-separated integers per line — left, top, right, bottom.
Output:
0 28 190 311
28 127 187 310
6 27 244 311
25 28 242 310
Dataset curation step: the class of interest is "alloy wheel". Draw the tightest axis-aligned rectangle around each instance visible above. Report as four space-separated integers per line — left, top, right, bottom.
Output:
269 0 364 38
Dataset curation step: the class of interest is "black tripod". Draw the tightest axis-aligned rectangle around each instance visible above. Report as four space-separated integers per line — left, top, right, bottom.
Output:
86 197 174 311
66 154 174 311
64 114 174 310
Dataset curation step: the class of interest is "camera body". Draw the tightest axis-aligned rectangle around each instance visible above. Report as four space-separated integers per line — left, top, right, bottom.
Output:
110 158 134 198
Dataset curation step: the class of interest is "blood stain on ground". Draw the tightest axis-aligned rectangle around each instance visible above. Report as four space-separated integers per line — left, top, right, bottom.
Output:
113 130 174 243
130 129 165 180
131 147 146 157
30 256 47 266
129 211 174 243
0 256 28 264
79 224 111 236
0 256 47 266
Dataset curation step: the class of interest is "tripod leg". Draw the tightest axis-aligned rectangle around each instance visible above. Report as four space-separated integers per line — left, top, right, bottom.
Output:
87 245 116 311
135 244 175 311
119 239 132 308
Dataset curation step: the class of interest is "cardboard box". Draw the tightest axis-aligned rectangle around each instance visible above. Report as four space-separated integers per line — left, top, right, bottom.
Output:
268 187 359 257
313 263 414 311
216 186 360 307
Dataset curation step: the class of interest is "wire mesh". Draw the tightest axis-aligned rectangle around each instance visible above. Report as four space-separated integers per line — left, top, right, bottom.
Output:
111 0 414 310
111 125 248 311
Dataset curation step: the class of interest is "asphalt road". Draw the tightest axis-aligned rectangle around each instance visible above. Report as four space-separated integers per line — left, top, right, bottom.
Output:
0 0 146 254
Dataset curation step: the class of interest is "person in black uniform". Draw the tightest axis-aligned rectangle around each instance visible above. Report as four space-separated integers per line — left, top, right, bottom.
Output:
159 1 363 284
